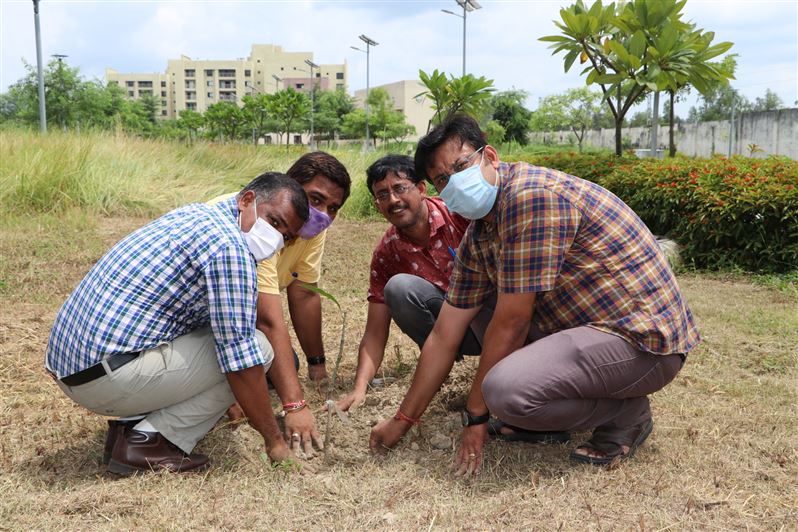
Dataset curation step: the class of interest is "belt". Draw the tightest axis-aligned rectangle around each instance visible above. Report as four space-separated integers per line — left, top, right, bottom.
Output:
60 351 141 387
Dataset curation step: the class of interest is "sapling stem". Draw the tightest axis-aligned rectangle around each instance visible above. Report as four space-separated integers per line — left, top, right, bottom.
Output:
324 310 347 460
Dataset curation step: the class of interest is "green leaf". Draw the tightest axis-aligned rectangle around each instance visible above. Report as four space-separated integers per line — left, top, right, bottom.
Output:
299 282 341 310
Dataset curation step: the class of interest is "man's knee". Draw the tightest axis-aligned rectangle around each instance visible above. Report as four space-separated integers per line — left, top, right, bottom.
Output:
483 360 537 421
383 274 420 310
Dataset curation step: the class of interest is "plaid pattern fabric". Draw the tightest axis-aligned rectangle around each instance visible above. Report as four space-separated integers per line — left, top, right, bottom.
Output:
447 162 700 355
46 197 266 377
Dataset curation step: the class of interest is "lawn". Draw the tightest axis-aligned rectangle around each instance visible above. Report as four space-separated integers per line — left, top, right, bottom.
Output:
0 132 796 529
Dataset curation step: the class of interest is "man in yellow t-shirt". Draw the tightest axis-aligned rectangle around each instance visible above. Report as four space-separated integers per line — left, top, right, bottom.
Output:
211 152 350 458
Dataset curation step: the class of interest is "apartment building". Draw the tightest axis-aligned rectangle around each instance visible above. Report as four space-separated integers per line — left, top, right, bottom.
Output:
106 44 347 119
354 80 435 141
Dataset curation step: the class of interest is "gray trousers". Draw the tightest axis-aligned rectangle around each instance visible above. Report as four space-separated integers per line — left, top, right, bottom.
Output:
56 327 273 453
482 326 684 432
383 273 494 357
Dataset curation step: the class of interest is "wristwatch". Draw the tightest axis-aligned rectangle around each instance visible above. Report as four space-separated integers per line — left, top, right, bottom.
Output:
461 408 490 427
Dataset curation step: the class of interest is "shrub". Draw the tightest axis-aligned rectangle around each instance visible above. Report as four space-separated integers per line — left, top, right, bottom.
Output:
519 151 639 185
602 156 798 272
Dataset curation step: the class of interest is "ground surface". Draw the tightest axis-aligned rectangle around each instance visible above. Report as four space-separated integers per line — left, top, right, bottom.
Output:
0 216 796 530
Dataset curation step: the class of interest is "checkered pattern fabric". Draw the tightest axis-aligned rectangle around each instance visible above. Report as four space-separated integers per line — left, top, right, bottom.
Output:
447 162 700 355
46 197 266 377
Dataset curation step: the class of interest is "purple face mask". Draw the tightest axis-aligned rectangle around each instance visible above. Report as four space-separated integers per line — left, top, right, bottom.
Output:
298 206 333 239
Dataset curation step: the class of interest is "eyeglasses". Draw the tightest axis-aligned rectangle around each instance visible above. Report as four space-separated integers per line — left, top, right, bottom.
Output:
432 146 485 190
374 183 417 203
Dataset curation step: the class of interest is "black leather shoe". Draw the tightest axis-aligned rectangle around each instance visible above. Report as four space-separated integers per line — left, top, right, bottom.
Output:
108 428 209 476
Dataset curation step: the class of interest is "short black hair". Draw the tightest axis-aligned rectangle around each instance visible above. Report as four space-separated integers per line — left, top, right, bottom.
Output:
239 171 309 223
414 114 487 183
365 154 420 196
286 151 352 204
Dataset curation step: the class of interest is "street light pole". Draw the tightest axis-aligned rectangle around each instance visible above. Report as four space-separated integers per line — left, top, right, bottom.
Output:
442 0 482 77
32 0 46 133
304 59 318 150
352 34 378 150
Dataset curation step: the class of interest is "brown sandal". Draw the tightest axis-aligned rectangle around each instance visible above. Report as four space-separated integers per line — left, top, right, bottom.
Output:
570 418 654 466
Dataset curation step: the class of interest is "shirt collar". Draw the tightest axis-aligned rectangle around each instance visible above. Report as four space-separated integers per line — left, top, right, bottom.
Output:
394 197 443 251
472 162 509 241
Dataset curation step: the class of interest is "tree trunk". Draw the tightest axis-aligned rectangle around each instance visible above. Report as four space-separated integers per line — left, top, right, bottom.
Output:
668 90 676 157
615 85 623 156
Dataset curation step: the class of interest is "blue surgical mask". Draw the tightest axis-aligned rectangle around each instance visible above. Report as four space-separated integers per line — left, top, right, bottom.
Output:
438 152 498 220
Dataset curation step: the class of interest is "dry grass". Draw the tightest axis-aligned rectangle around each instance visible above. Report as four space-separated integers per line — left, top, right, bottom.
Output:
1 209 797 530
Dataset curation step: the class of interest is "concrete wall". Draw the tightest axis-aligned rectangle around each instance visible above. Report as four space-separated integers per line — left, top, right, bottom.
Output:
528 108 798 159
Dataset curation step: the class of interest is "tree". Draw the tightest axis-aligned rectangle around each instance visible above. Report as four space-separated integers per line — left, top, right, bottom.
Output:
268 89 310 148
531 88 603 152
484 120 506 145
204 101 247 142
177 109 204 141
488 90 532 145
314 89 355 144
541 0 733 155
416 69 494 131
341 88 414 146
241 93 275 145
752 89 784 111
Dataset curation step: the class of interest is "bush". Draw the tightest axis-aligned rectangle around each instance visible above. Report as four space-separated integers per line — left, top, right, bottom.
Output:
602 156 798 272
519 151 638 185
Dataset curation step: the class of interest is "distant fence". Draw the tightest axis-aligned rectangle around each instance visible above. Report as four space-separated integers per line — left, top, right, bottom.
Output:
528 108 798 159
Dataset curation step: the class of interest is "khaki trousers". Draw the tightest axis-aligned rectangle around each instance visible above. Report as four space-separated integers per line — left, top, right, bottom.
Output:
57 327 273 453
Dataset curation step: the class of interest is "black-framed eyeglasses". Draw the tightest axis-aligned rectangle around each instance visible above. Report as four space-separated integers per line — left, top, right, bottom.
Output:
374 183 417 203
432 146 485 190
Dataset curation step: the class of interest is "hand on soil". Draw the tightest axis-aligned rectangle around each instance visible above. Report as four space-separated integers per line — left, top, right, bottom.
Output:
332 390 366 413
453 424 488 477
284 407 323 458
369 417 409 455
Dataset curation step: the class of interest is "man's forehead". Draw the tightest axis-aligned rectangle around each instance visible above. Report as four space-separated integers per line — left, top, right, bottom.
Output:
430 138 471 169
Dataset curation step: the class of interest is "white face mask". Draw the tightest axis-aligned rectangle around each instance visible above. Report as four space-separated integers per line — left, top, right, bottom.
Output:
239 198 285 262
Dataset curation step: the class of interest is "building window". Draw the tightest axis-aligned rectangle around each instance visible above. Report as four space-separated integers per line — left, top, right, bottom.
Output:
161 81 166 87
139 90 152 96
186 102 197 110
280 67 284 71
204 69 214 77
161 110 168 116
186 91 196 100
162 100 167 106
126 81 134 87
336 72 344 80
161 91 167 97
220 80 236 89
257 70 261 74
185 80 196 89
244 69 251 77
207 92 214 99
295 83 304 89
128 90 134 97
219 69 236 77
139 81 153 88
293 135 302 145
336 83 344 90
185 69 195 77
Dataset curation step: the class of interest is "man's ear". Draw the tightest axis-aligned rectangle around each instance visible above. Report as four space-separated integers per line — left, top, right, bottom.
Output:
237 190 256 212
484 145 500 169
417 180 427 195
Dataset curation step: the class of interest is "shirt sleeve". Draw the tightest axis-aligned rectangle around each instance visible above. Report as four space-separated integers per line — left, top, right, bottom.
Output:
204 244 265 373
256 255 281 295
498 185 580 293
366 244 393 304
291 231 326 284
445 228 493 309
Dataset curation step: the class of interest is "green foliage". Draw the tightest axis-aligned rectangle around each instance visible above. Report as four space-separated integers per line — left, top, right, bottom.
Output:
752 89 784 112
531 87 604 152
601 156 798 272
484 120 506 145
522 151 635 185
268 89 310 148
487 90 531 145
417 69 494 131
341 89 414 146
314 89 355 142
541 0 734 155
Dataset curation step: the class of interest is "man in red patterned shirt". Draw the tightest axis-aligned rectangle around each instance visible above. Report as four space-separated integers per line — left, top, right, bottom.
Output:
336 155 484 412
370 115 699 473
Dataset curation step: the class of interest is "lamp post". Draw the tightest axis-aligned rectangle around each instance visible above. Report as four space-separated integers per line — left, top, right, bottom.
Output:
53 53 68 131
304 59 319 149
32 0 46 133
441 0 482 77
272 74 282 93
351 34 378 150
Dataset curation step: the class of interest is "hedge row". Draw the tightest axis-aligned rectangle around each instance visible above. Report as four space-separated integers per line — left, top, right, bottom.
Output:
521 152 798 273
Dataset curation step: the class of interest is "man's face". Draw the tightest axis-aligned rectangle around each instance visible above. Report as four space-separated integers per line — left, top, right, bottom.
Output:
427 137 500 193
302 175 346 221
372 171 427 230
237 189 305 241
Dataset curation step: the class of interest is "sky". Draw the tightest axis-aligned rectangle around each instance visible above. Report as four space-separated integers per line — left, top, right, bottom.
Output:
1 0 796 117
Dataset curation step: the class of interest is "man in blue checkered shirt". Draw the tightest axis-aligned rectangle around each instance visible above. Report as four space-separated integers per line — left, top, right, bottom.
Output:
45 172 309 475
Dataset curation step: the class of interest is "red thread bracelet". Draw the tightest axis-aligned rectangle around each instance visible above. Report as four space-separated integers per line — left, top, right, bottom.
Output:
282 400 307 412
394 409 422 425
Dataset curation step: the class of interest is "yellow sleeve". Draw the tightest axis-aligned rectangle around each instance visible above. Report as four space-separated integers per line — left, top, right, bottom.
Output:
292 231 327 284
256 256 281 295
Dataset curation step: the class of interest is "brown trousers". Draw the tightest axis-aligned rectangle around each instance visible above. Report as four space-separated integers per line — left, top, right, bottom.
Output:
482 326 684 432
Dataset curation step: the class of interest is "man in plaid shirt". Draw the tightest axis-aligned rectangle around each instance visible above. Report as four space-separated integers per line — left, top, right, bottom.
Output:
370 115 699 473
46 172 309 475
